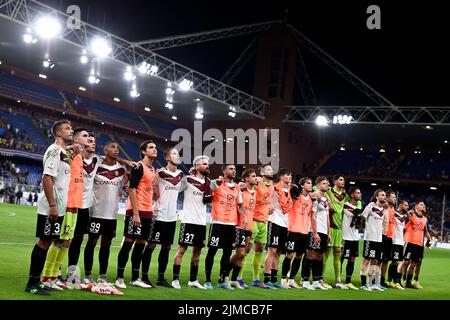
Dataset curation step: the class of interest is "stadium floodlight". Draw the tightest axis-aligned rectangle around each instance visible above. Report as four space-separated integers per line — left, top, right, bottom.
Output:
17 100 21 103
349 181 355 185
101 121 104 125
144 107 151 112
23 33 38 44
167 82 172 87
165 88 175 95
445 140 448 144
165 102 173 109
333 114 353 125
80 55 89 64
124 66 135 81
195 112 204 119
78 86 86 91
90 37 112 58
172 115 178 120
371 183 377 186
38 74 47 79
340 146 346 151
178 79 193 91
35 16 62 39
414 150 418 154
425 125 432 130
398 149 401 152
360 147 364 151
229 106 237 112
88 75 100 84
113 97 120 102
138 61 149 74
379 148 386 153
130 89 140 98
315 115 328 127
430 186 437 190
228 112 236 118
438 150 441 154
43 59 55 69
149 65 158 75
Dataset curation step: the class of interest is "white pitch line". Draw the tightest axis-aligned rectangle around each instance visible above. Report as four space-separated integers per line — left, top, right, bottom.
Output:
0 242 122 248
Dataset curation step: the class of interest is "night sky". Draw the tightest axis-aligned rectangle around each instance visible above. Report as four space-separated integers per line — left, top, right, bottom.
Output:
38 0 449 106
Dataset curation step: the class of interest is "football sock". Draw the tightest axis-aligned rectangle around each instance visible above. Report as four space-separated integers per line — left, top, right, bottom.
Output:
157 247 170 280
173 264 181 281
230 263 241 282
52 246 68 278
116 241 132 279
141 245 154 281
301 257 312 282
360 271 367 286
281 256 291 279
42 244 59 278
99 244 111 276
346 260 355 284
83 240 96 277
333 251 341 281
68 234 83 266
205 247 217 283
270 269 278 283
252 251 263 280
131 243 145 281
27 244 49 286
190 264 199 282
290 256 302 279
238 256 246 279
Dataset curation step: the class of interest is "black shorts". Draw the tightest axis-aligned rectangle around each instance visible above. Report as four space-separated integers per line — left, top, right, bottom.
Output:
123 215 152 240
148 220 176 245
307 232 328 253
208 223 236 249
379 235 392 261
363 240 382 260
286 232 308 254
178 223 206 248
392 244 404 261
74 208 90 235
342 240 359 258
89 217 117 238
403 242 424 262
235 228 250 248
267 221 288 250
35 214 64 241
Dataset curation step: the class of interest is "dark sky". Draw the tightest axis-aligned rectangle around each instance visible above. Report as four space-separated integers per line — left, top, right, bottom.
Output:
39 0 450 106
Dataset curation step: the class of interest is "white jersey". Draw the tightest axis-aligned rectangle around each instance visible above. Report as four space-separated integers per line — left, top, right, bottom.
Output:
342 202 361 241
361 202 384 242
393 211 407 246
90 161 126 220
269 187 289 228
179 176 208 226
154 168 184 222
81 155 102 209
312 195 329 235
38 144 71 217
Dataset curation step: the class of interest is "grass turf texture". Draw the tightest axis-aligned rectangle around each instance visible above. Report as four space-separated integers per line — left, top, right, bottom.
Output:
1 203 449 300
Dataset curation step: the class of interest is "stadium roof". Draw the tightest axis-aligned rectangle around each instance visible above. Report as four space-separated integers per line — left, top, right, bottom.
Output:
0 0 269 122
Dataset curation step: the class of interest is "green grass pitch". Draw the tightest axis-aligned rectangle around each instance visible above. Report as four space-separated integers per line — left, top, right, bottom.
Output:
1 203 449 300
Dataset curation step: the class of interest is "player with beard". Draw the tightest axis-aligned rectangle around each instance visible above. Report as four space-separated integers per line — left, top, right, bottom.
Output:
359 189 386 291
251 164 274 289
388 199 409 290
25 120 73 295
378 190 397 289
400 201 431 289
141 148 184 287
114 140 157 289
280 177 314 289
204 164 244 290
171 156 211 289
301 176 331 290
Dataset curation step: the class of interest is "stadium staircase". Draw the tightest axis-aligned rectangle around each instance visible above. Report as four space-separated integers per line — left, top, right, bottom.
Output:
315 150 337 174
116 142 132 161
138 114 164 139
58 91 77 113
31 118 51 144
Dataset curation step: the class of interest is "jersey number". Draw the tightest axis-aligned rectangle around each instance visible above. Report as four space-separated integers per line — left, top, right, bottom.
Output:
287 241 295 250
90 222 101 233
272 236 279 246
185 233 194 244
210 236 220 247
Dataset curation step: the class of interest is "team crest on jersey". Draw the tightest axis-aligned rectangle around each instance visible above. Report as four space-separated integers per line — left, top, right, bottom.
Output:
227 194 235 202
